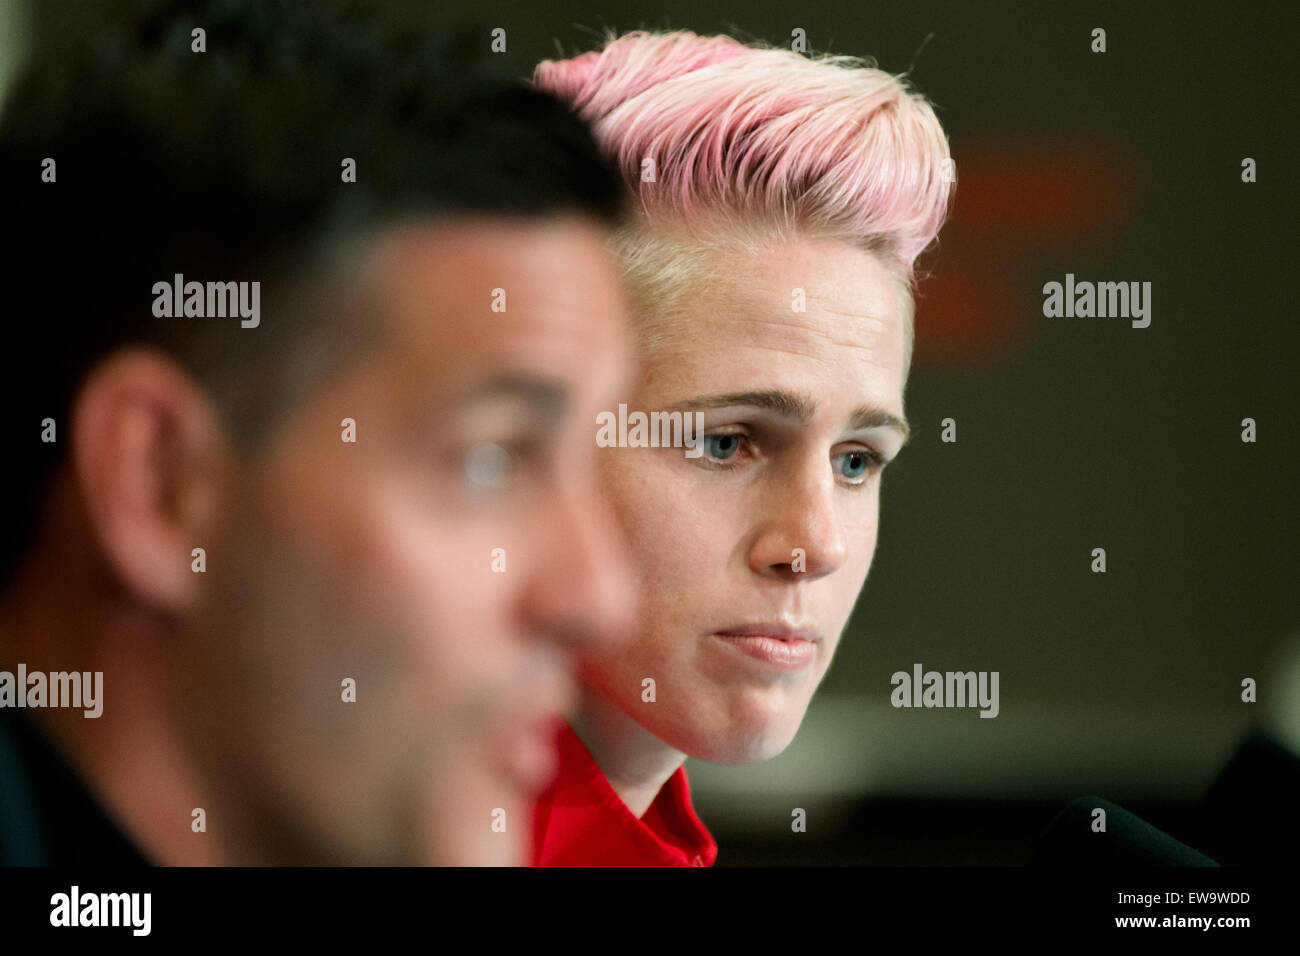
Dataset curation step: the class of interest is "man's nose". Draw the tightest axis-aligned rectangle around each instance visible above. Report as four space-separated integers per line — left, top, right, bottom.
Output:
520 463 637 653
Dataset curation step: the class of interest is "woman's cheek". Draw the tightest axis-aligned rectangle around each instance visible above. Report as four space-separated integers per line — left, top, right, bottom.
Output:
600 450 668 535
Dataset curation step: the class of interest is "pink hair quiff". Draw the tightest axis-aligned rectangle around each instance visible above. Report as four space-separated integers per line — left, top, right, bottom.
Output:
533 30 956 357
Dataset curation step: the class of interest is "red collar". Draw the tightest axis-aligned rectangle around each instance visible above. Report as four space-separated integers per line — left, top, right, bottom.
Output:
530 721 717 866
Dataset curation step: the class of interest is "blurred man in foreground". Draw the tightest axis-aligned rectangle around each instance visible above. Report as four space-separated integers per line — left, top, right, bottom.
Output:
0 0 634 865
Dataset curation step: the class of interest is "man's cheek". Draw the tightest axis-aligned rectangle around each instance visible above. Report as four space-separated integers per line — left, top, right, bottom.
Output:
366 519 491 643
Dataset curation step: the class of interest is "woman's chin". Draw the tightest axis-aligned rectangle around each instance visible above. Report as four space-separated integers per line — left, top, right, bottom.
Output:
684 715 803 764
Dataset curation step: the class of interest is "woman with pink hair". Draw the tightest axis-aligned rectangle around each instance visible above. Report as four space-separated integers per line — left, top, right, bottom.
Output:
529 30 955 866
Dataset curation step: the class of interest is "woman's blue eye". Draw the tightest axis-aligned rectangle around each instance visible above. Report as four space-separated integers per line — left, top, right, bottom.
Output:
704 434 741 460
836 451 871 479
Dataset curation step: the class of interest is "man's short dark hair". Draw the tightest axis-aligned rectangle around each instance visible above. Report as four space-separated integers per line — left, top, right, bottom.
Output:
0 0 624 591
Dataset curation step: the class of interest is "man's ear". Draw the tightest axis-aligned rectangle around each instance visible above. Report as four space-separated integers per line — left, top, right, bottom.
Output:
71 348 228 610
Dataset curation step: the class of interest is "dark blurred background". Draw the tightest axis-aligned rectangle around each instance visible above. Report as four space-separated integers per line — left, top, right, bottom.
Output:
4 0 1295 864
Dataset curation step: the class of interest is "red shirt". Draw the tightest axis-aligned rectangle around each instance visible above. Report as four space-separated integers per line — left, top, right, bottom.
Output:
530 721 718 866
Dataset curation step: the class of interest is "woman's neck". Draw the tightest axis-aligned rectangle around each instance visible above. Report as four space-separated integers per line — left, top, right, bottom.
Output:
568 684 687 819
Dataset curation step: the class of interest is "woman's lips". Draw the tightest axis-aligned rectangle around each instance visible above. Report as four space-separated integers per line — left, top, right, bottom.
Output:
710 630 817 670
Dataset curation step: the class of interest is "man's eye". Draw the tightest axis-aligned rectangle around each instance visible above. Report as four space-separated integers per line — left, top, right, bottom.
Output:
703 434 743 461
463 441 514 489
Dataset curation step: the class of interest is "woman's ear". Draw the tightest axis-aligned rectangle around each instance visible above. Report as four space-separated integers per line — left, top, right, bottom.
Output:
71 348 228 611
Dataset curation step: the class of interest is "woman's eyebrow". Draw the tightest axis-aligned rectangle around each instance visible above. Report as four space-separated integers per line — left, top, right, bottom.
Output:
664 389 816 421
665 389 910 444
848 406 911 445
